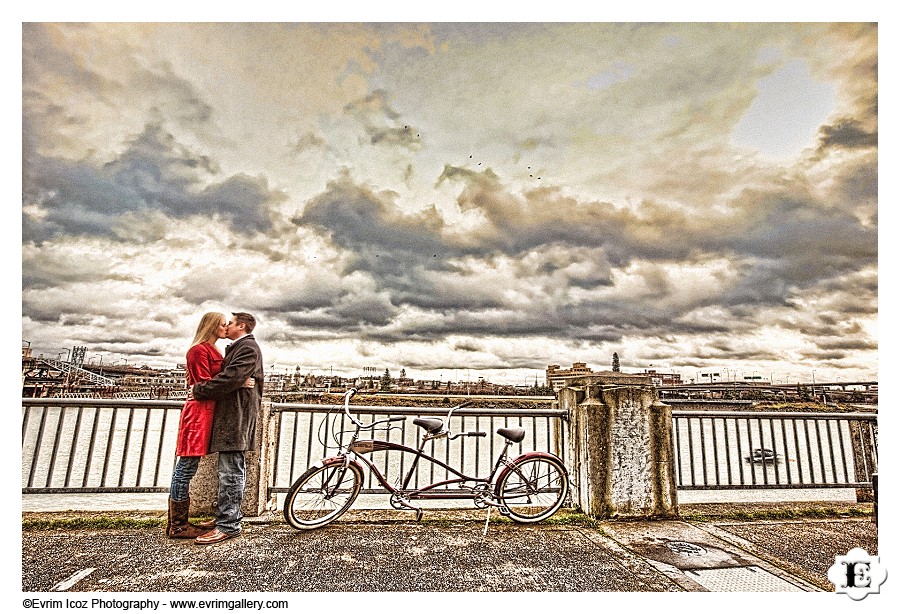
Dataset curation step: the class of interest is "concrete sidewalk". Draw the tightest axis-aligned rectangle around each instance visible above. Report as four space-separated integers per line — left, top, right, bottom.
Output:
21 504 877 593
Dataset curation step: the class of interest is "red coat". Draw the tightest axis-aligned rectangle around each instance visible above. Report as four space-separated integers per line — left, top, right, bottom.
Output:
175 342 223 456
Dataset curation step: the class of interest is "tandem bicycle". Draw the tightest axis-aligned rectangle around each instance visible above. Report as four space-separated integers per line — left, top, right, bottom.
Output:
283 388 569 530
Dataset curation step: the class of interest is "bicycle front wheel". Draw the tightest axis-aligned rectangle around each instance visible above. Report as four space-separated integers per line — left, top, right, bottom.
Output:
498 455 568 523
283 461 363 530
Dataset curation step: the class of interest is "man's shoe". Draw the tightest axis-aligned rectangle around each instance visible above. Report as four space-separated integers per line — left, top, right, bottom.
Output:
195 528 241 545
194 518 216 529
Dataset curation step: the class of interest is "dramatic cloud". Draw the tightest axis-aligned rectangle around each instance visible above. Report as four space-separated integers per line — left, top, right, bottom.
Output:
21 22 878 384
23 123 284 243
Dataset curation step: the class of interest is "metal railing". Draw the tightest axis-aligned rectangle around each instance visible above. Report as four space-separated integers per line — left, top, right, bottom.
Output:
672 410 878 490
269 402 567 495
21 398 567 498
22 399 878 501
22 398 182 493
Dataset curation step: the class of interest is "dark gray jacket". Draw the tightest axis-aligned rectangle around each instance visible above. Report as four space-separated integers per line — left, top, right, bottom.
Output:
192 334 264 453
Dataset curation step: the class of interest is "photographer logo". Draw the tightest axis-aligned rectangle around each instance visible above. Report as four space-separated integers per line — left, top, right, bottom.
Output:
827 548 887 600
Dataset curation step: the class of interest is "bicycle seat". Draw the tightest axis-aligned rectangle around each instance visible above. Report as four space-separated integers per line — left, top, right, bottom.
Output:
497 427 526 443
413 418 444 434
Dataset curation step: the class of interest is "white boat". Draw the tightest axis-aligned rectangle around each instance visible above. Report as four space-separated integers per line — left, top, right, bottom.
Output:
746 447 779 463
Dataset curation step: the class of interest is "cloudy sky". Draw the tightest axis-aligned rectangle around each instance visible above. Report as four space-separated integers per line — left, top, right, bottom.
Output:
20 21 879 385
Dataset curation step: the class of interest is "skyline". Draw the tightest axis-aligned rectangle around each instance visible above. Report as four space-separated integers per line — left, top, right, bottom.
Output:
21 22 879 385
23 343 868 388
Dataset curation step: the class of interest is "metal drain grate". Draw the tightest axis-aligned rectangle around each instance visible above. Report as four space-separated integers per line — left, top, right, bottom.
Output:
666 541 708 556
684 566 805 592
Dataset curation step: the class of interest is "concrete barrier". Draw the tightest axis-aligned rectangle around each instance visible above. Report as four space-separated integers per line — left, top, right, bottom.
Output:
558 373 678 518
188 399 276 517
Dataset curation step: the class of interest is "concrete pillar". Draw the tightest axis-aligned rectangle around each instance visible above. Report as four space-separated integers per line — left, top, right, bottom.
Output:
559 373 678 518
189 399 277 517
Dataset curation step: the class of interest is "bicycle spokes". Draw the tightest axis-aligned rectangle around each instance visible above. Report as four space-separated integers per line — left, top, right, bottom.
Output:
498 456 568 522
284 462 363 529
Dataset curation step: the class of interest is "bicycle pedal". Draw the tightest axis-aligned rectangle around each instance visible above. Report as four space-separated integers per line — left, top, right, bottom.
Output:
499 506 510 516
415 509 424 522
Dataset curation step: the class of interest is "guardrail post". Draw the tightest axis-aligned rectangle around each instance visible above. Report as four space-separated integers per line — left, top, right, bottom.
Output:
189 398 277 517
849 418 877 502
550 396 564 460
558 373 678 518
872 472 878 527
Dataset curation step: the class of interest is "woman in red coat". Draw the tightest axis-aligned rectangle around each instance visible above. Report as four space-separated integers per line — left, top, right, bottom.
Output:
166 312 227 538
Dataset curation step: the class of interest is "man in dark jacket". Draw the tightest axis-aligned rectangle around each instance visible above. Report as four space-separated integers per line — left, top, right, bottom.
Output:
191 312 264 545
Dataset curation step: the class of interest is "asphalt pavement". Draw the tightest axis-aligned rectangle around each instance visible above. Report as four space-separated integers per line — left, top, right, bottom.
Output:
21 503 877 594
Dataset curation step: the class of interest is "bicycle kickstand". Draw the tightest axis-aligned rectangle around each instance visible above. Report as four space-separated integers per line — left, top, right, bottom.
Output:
404 503 423 522
397 497 424 522
482 506 492 540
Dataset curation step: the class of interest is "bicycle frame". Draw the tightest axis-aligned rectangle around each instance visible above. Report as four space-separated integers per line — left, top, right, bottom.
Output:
327 389 527 507
347 434 516 501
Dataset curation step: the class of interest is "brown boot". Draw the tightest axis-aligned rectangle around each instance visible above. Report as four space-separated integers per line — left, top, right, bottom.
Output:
166 498 207 539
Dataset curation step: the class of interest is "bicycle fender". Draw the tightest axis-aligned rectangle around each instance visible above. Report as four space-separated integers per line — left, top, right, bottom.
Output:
312 456 364 473
493 451 567 497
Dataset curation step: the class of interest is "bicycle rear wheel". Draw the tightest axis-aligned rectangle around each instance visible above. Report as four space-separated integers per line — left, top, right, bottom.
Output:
497 455 568 523
283 461 363 530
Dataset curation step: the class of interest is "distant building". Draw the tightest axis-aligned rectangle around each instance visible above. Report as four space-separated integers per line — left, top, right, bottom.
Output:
546 363 596 391
638 369 683 386
546 363 683 390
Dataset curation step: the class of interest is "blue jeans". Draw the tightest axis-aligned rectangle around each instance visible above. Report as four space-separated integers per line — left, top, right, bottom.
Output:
170 456 201 502
216 451 246 534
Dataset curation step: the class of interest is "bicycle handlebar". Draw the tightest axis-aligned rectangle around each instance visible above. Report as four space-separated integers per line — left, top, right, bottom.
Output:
449 431 486 440
342 388 362 427
342 388 406 430
341 388 479 436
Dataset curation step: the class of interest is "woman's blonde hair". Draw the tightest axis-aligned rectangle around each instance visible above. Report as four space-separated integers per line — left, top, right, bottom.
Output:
191 312 226 347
